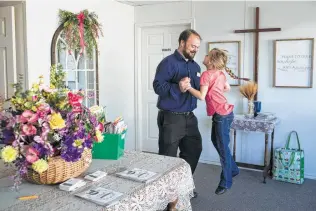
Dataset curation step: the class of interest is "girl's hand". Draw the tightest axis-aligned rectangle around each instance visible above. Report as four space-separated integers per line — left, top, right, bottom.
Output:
179 77 191 92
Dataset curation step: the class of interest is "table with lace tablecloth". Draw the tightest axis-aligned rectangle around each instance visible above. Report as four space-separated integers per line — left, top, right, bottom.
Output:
0 151 195 211
231 114 280 183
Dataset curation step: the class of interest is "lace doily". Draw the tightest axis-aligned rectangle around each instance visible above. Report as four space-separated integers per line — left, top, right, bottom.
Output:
0 151 195 211
231 114 280 134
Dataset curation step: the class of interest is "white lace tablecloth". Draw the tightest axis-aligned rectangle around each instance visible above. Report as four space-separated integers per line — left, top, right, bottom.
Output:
231 114 280 134
0 151 194 211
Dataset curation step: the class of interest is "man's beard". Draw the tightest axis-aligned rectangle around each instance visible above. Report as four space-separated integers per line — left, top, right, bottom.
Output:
182 49 196 60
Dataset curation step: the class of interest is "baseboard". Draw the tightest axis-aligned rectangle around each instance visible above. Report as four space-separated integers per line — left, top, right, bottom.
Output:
199 159 263 173
199 159 316 179
304 174 316 180
140 155 316 180
199 159 220 166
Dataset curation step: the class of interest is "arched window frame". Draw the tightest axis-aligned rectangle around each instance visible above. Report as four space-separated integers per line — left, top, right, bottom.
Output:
50 23 100 106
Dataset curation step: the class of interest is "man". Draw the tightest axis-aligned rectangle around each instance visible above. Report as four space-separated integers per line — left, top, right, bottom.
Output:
153 29 202 198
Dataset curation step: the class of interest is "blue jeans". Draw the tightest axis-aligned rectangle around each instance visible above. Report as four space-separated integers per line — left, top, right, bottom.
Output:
212 112 239 189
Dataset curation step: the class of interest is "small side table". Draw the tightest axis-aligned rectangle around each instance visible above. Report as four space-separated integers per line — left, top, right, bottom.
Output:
231 114 280 183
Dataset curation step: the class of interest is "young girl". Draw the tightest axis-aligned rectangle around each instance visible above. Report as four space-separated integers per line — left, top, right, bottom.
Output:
186 48 239 195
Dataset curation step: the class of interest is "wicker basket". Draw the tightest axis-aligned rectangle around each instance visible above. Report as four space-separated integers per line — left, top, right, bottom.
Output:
24 149 92 184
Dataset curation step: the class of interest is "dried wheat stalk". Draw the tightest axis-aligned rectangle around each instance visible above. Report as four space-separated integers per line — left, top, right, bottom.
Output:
239 81 258 101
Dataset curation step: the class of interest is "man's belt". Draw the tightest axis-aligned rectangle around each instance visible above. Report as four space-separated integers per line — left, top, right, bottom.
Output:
160 110 192 116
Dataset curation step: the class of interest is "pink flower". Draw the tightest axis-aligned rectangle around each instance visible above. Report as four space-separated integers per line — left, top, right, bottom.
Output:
22 124 37 136
37 104 50 118
19 110 38 124
6 117 16 129
41 122 50 140
72 105 82 113
34 135 44 144
25 147 39 163
68 92 83 106
12 140 19 147
39 84 55 93
32 95 38 102
67 92 84 113
96 123 104 132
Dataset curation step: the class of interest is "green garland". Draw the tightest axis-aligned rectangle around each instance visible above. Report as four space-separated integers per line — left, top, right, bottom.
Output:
58 9 103 59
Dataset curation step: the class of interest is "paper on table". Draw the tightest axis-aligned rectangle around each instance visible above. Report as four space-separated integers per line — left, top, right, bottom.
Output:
115 168 160 183
75 187 123 207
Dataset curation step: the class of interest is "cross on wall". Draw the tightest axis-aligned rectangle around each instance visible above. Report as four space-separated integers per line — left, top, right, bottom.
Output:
234 7 281 101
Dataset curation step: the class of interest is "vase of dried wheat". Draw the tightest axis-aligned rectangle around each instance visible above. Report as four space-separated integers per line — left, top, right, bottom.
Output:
239 81 258 117
247 100 255 115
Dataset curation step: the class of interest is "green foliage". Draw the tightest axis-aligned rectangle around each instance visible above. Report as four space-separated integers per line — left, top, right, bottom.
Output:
50 64 66 90
58 9 103 59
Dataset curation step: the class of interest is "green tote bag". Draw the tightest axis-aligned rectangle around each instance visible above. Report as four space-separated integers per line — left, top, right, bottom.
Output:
272 131 304 184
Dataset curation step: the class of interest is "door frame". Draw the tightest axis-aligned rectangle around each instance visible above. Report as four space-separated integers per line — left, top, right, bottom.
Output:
134 19 195 152
0 0 28 91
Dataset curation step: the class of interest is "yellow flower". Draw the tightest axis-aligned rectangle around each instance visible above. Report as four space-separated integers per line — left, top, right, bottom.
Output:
73 139 84 148
1 146 18 163
24 102 32 109
57 100 67 110
31 106 37 112
49 112 66 130
95 130 103 143
32 83 39 91
39 75 44 84
90 105 101 113
32 159 48 173
16 98 24 104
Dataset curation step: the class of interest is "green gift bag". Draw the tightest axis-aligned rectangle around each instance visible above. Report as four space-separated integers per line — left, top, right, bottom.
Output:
92 133 125 160
273 131 304 184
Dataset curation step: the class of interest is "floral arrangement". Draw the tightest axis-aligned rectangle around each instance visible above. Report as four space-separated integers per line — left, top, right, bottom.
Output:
0 65 104 186
58 9 103 58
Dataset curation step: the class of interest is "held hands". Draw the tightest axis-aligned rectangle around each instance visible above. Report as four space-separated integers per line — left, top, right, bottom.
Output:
179 77 192 93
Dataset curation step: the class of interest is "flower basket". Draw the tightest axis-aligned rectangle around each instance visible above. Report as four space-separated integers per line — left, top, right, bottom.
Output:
0 66 105 187
24 149 92 185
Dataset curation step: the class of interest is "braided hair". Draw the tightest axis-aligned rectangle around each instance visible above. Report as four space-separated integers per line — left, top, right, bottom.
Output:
208 48 250 81
225 67 250 81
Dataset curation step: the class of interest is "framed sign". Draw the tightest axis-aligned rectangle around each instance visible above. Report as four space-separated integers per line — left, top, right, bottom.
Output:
274 38 314 88
208 41 241 86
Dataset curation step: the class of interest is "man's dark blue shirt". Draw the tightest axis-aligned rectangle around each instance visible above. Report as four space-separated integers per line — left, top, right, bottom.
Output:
153 50 201 112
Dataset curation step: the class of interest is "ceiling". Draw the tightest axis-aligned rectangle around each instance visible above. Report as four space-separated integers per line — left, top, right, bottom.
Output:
116 0 190 7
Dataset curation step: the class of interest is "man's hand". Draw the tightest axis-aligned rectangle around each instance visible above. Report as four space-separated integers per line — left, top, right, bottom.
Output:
179 77 191 93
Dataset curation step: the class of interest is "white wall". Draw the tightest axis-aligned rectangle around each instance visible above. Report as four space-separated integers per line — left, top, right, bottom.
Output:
135 1 316 178
25 0 136 149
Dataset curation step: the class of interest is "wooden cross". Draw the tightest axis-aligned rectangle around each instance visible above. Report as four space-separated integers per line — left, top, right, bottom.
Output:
234 7 281 101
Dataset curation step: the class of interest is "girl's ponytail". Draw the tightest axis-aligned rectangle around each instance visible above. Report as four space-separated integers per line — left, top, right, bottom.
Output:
224 67 250 81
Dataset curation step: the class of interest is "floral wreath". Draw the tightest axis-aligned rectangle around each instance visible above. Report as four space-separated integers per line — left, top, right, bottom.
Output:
58 9 103 58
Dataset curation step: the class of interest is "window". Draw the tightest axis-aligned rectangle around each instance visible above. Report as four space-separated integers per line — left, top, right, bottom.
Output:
51 25 99 107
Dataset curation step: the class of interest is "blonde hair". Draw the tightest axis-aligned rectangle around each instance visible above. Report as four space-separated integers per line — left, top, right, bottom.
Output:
208 48 239 80
208 48 228 70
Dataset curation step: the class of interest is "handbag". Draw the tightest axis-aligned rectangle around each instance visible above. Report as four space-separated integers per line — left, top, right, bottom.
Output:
272 131 304 184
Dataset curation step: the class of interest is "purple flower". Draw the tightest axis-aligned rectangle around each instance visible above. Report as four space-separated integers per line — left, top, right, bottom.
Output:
14 157 28 175
58 107 100 162
61 129 90 162
84 138 93 149
0 129 15 144
61 146 84 162
33 142 53 158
